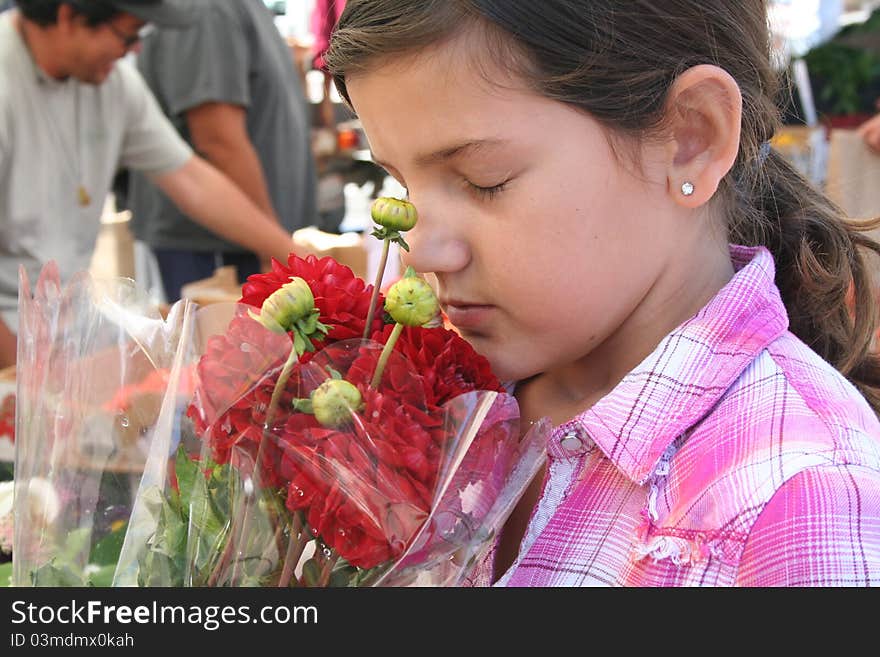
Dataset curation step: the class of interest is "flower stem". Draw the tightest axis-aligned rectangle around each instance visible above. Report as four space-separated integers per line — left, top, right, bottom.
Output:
369 322 403 389
362 238 391 339
317 549 340 587
208 340 302 586
206 488 246 586
277 512 306 587
266 343 302 429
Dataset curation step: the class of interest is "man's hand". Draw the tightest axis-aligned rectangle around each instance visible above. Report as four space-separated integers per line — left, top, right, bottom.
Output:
857 112 880 154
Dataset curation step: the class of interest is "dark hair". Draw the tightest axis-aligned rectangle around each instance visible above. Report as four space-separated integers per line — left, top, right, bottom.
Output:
15 0 119 27
326 0 880 413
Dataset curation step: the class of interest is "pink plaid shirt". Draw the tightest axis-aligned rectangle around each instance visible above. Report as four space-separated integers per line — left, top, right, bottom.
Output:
469 245 880 586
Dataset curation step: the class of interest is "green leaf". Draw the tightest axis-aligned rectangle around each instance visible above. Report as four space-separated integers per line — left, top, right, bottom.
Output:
292 397 314 414
134 484 187 586
299 314 318 335
300 556 321 587
349 563 384 587
85 563 118 588
187 464 233 583
0 462 13 481
328 563 360 587
137 549 182 587
0 561 12 586
152 498 187 559
89 521 127 566
370 227 383 240
55 526 92 566
292 331 307 356
174 445 201 510
391 234 410 252
31 561 86 587
802 42 880 116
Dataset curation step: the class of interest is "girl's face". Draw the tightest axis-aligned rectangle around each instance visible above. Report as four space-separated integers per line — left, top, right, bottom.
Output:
347 37 726 389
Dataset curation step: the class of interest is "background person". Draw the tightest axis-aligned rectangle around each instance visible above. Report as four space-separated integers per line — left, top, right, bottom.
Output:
127 0 318 302
0 0 301 368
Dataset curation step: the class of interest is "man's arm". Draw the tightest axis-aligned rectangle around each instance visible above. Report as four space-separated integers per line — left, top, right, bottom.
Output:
0 317 16 369
319 72 337 131
185 102 279 221
151 155 297 264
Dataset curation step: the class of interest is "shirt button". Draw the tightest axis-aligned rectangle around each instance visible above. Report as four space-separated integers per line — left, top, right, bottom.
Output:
560 431 584 453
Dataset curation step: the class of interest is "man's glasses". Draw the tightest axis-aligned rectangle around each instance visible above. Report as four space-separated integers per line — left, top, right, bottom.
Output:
106 22 156 49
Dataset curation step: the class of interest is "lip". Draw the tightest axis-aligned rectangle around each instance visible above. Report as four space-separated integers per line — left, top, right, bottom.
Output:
441 302 494 330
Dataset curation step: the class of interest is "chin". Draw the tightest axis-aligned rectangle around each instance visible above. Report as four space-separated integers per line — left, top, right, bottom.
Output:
84 63 114 85
457 332 527 383
76 73 106 85
469 343 515 382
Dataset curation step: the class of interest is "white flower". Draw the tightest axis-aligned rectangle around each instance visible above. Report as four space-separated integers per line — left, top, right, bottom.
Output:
0 479 13 518
0 477 61 552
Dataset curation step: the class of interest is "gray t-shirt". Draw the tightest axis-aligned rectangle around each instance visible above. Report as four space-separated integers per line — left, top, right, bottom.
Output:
128 0 318 252
0 11 193 328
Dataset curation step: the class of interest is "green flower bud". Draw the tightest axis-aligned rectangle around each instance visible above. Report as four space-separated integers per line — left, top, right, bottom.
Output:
248 276 316 334
384 266 440 327
311 379 363 428
371 197 418 232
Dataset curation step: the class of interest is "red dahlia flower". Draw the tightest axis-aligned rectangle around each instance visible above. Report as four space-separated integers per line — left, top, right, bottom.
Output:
240 255 384 343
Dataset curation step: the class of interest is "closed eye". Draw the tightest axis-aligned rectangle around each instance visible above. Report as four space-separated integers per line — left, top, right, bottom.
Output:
467 179 510 200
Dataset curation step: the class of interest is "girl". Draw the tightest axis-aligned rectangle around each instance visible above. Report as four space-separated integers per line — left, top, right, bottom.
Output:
326 1 880 586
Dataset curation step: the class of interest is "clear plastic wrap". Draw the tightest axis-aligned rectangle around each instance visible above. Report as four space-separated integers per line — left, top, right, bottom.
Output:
12 262 196 586
14 257 548 587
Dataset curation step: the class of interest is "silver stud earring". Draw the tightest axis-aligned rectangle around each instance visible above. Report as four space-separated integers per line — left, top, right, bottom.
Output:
681 181 695 196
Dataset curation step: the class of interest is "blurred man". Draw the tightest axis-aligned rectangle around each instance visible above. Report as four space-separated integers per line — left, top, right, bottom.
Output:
128 0 318 301
0 0 300 367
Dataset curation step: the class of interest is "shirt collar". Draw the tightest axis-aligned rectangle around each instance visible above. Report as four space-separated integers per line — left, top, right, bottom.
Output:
5 11 67 86
565 244 789 484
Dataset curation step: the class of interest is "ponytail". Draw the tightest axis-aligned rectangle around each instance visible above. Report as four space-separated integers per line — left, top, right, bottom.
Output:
728 147 880 413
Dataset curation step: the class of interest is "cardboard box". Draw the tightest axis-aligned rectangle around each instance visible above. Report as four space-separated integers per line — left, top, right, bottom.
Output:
293 227 368 280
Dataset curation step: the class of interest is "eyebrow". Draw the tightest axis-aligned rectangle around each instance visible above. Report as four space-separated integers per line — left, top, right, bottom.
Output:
372 138 506 170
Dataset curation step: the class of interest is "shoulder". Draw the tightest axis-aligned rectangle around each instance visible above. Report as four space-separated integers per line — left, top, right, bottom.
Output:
678 331 880 496
705 328 880 447
0 15 21 91
106 57 151 98
171 0 243 35
99 58 160 120
645 333 880 565
141 3 249 58
737 463 880 585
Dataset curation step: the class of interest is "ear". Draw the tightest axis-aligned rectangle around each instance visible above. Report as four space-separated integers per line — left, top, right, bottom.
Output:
664 64 742 208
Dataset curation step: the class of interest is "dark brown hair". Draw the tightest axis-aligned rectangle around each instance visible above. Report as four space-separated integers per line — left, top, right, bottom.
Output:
326 0 880 412
16 1 119 26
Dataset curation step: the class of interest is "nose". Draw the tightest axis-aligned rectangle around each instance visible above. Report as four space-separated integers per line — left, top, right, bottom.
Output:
400 194 470 275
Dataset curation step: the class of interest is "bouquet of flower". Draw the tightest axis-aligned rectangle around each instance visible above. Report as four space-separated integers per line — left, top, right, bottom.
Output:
13 198 547 587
